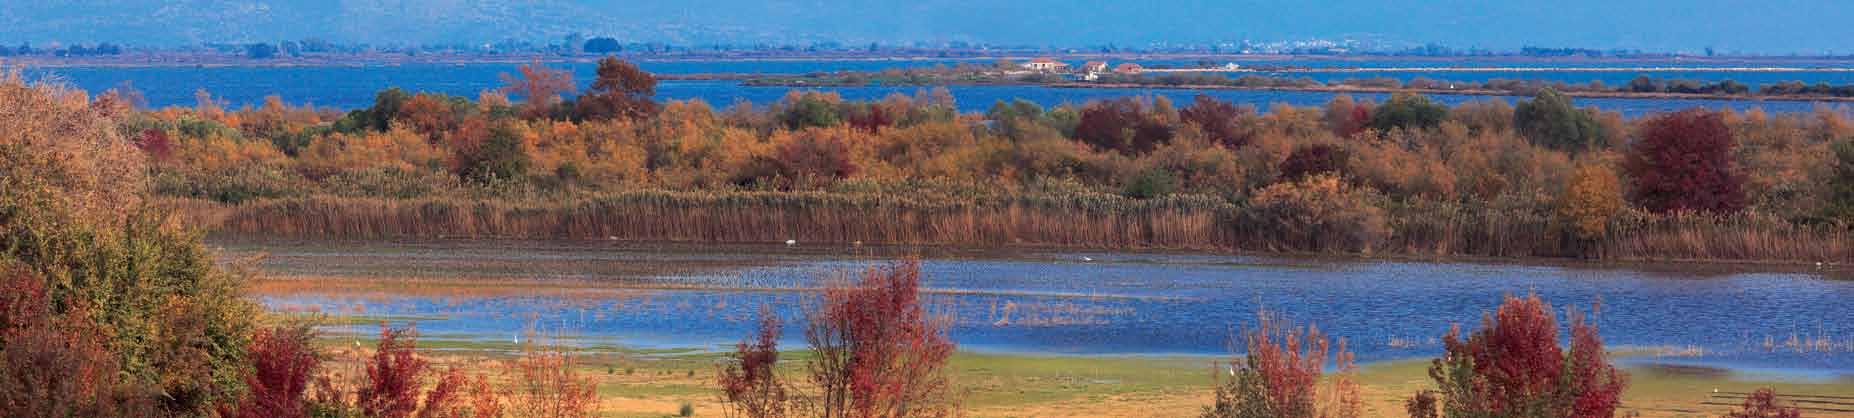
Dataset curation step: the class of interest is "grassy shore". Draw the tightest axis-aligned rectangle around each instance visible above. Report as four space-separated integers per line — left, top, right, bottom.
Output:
312 330 1854 418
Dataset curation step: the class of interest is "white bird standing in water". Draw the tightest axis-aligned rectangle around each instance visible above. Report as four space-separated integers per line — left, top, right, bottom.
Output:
1080 256 1094 262
785 239 797 246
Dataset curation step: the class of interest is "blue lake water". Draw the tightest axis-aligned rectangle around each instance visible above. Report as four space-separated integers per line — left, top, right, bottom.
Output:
26 61 1854 118
247 242 1854 374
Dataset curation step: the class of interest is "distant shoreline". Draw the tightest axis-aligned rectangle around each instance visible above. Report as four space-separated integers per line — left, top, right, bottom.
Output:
9 51 1854 69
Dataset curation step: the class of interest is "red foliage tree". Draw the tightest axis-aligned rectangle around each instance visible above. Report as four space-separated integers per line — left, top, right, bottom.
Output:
1278 144 1351 182
359 326 429 418
136 128 173 162
847 105 893 134
1724 389 1802 418
718 308 789 418
1074 98 1173 155
416 367 468 418
1423 293 1626 418
0 267 145 418
1180 94 1255 149
1202 310 1359 418
805 260 955 418
1324 96 1373 138
229 325 322 418
1622 109 1746 214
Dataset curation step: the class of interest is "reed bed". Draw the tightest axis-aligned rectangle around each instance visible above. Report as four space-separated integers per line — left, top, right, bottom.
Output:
170 191 1854 264
1603 212 1854 263
180 191 1241 250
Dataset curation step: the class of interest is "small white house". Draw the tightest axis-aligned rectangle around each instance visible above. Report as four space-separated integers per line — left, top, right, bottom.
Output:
1023 57 1070 72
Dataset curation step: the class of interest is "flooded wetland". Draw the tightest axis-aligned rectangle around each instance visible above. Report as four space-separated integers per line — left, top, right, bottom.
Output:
226 239 1854 417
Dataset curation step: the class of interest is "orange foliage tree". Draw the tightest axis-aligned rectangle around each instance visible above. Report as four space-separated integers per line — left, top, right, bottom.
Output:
500 60 577 117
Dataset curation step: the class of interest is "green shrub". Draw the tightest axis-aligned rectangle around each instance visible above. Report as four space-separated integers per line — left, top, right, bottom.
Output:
1514 89 1610 152
1370 93 1447 132
1122 168 1181 199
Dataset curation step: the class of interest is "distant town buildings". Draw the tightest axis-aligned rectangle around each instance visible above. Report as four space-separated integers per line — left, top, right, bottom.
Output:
1113 63 1144 74
1023 57 1070 72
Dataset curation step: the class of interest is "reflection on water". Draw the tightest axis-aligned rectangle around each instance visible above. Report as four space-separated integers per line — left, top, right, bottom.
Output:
237 240 1854 374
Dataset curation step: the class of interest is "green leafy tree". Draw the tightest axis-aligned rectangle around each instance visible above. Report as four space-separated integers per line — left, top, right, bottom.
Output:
457 125 532 184
1514 89 1610 152
779 94 842 130
1828 139 1854 222
1369 93 1447 132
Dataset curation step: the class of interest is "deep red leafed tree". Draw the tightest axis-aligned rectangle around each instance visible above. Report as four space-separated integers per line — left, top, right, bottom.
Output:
718 308 789 418
137 128 173 162
1622 109 1746 214
1724 389 1803 418
359 326 429 418
1422 293 1625 418
230 326 321 418
1180 94 1255 149
847 105 893 133
806 260 955 418
1074 98 1173 155
1278 144 1350 182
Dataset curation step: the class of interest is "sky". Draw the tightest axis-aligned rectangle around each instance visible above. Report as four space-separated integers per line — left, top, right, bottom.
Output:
2 0 1851 54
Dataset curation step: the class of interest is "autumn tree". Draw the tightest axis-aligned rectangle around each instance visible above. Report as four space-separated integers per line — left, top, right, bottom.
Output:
1622 110 1746 214
1 69 255 416
226 325 321 418
718 309 789 418
1278 144 1350 182
1515 89 1610 152
359 327 429 418
1558 163 1623 242
1074 97 1173 155
809 260 955 418
1419 293 1626 418
1723 389 1802 418
1201 310 1359 418
719 260 955 418
1324 96 1373 138
1180 94 1256 149
500 60 577 118
575 57 659 121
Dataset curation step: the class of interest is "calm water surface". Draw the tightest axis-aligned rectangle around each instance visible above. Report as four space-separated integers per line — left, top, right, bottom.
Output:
242 241 1854 375
27 61 1854 117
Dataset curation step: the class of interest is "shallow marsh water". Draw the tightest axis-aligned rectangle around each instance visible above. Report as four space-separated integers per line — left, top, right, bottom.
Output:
226 239 1854 379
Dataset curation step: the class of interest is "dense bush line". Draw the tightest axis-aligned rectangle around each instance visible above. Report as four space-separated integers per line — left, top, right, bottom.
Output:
96 57 1854 262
